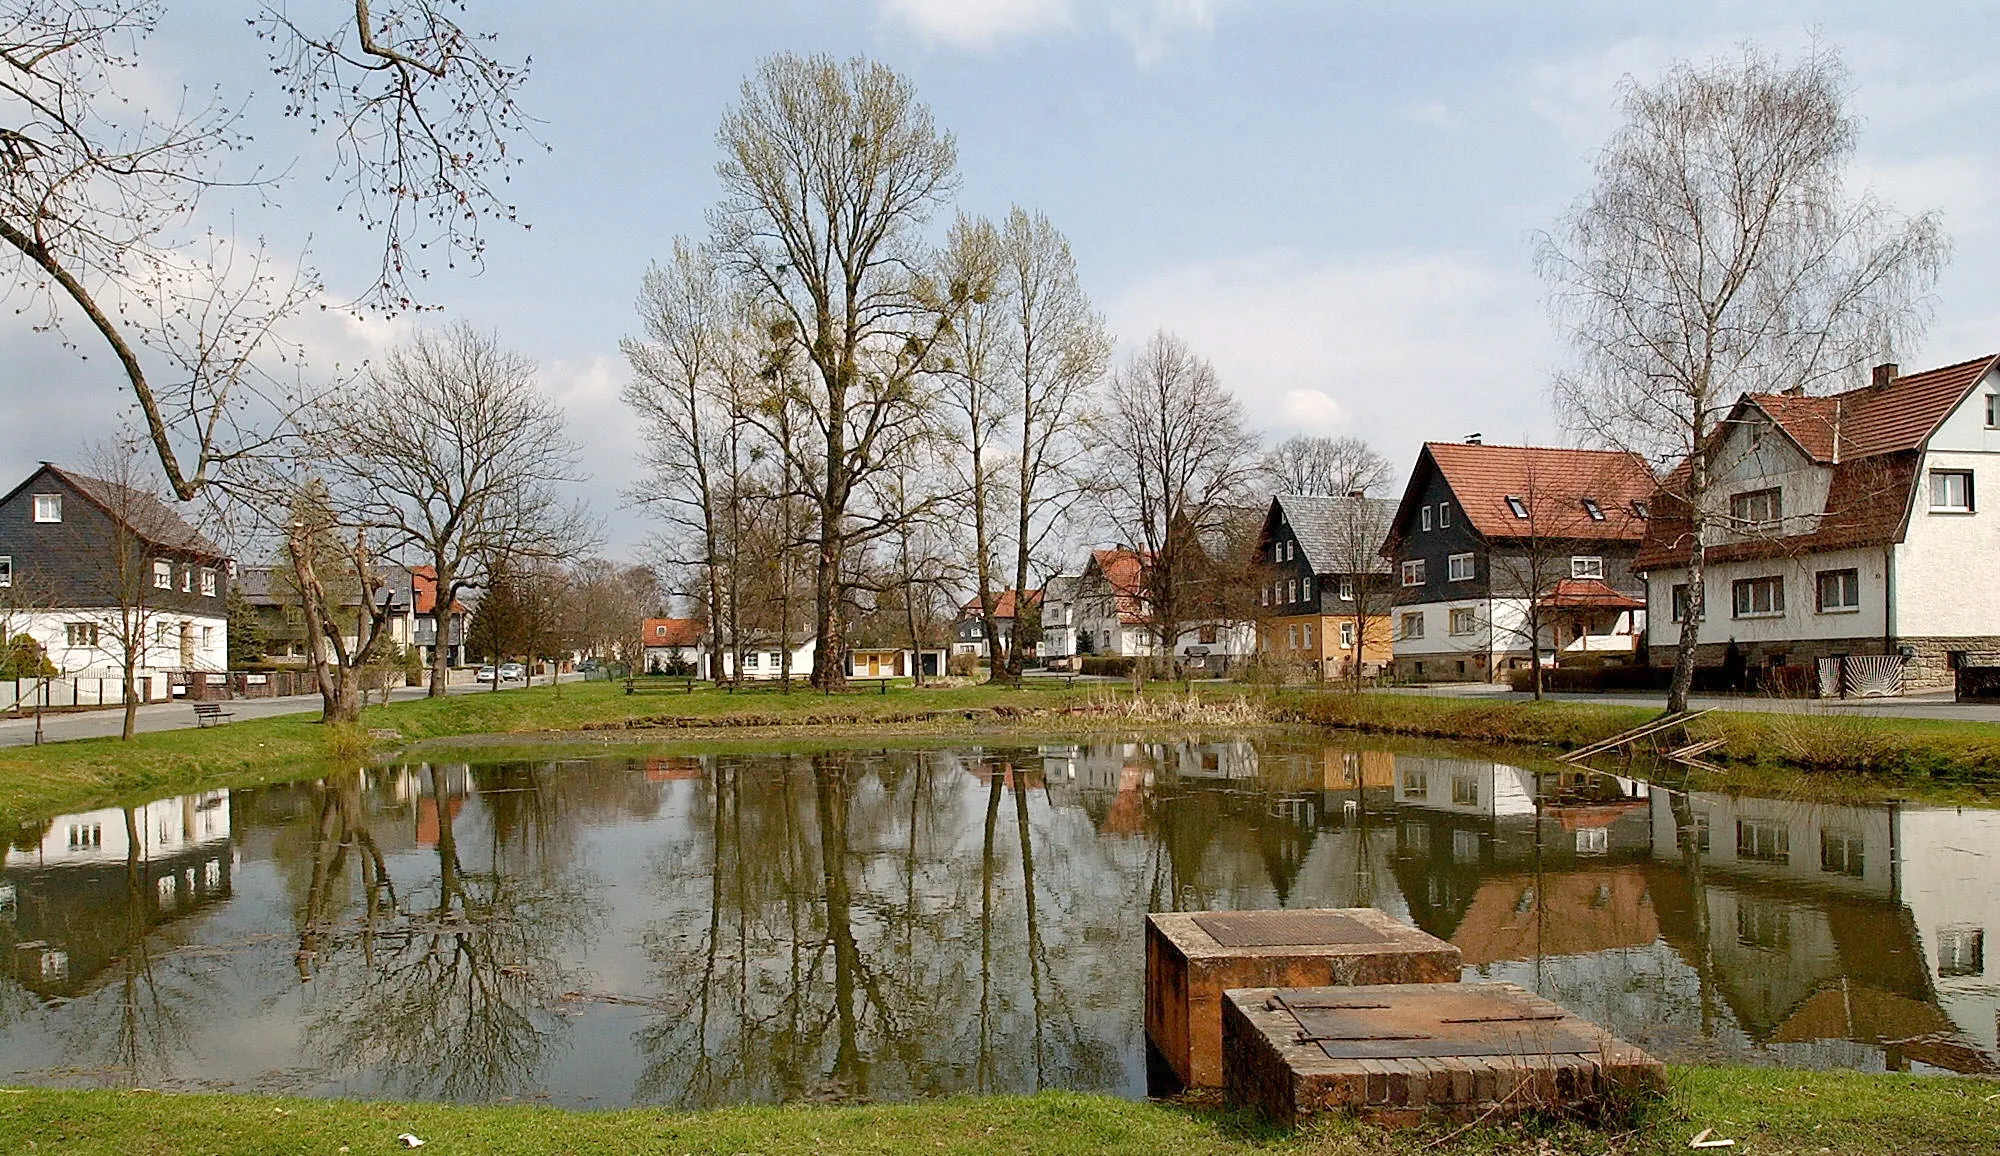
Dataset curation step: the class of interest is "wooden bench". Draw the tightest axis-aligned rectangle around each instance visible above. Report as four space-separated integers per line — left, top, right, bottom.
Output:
192 702 234 727
625 677 696 695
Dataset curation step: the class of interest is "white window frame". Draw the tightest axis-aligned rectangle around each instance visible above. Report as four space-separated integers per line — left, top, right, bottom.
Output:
1273 542 1283 563
199 567 217 597
1338 577 1354 601
1439 503 1451 528
1302 576 1312 601
1570 556 1604 580
1287 578 1297 603
1448 607 1477 636
180 566 193 593
1285 541 1294 562
1339 621 1355 648
0 555 10 588
1504 495 1528 519
1399 611 1425 640
1581 498 1605 521
1815 568 1860 613
1988 394 2000 429
1400 559 1426 587
31 493 60 523
1930 469 1974 513
1670 583 1693 623
1287 624 1299 648
1302 623 1313 648
1446 553 1474 582
1731 575 1785 618
65 622 98 648
152 560 172 590
1421 506 1432 532
1730 487 1782 529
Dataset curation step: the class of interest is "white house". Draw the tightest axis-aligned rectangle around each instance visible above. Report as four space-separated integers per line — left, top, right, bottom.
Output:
1070 546 1255 672
1038 575 1080 670
1637 355 2000 693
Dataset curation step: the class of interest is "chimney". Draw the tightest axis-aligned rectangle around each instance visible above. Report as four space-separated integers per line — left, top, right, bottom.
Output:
1464 432 1483 445
1872 362 1899 389
1347 490 1365 501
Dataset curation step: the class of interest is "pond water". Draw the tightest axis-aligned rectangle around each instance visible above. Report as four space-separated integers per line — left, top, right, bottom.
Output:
0 736 1996 1107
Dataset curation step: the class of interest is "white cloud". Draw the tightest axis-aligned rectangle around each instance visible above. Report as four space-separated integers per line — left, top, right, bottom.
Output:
878 0 1221 62
1398 99 1458 130
1106 249 1560 463
878 0 1075 49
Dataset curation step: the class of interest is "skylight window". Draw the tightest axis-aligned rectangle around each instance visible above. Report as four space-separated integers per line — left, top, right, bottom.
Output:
1631 500 1650 519
1504 496 1528 519
1582 498 1605 521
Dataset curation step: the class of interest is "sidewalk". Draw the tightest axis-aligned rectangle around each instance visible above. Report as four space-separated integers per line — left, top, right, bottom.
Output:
1374 680 2000 723
0 675 584 748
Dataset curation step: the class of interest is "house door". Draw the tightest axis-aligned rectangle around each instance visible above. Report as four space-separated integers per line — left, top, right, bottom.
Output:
179 623 195 668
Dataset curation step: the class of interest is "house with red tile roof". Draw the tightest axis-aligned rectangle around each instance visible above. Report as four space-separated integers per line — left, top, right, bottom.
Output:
1636 355 2000 692
1382 442 1656 681
950 588 1041 660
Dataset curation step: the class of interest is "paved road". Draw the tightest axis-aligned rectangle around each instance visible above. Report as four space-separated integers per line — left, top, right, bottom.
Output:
1374 680 2000 722
0 675 586 748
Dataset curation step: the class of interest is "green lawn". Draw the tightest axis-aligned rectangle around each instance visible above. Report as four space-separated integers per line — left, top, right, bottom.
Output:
1 1068 1995 1154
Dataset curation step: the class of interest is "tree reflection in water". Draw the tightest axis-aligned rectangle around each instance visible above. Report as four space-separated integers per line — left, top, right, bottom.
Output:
294 763 602 1101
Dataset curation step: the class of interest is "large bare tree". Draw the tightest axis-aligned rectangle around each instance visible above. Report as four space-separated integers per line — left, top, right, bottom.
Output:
1537 45 1946 713
1098 331 1260 671
1264 435 1391 498
1 2 539 501
311 323 592 696
711 52 963 691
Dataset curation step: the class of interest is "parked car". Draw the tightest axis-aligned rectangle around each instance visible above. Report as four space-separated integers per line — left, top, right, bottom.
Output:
475 665 497 683
498 662 526 681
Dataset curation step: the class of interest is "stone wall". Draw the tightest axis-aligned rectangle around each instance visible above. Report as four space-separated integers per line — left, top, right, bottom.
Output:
1650 634 2000 693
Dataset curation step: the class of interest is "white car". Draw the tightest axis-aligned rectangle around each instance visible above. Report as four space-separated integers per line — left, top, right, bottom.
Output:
498 662 526 681
475 665 497 683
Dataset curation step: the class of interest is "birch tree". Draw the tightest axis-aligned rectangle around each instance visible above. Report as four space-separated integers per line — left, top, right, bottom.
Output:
1537 44 1946 713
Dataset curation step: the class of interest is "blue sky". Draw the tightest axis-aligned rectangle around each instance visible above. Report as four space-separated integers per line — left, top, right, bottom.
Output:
6 1 1999 555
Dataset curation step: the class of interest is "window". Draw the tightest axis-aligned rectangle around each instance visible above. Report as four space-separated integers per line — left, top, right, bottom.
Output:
1199 624 1218 645
1302 576 1312 600
1988 394 2000 428
1399 611 1425 640
1302 623 1313 648
1449 608 1477 635
1582 498 1604 521
743 652 760 669
1259 585 1269 607
1439 503 1451 527
1286 579 1297 603
1939 926 1985 978
1338 577 1354 601
1570 556 1604 580
1815 568 1860 613
32 493 60 522
1730 487 1782 529
1402 769 1428 798
283 605 303 625
1287 625 1299 648
1670 583 1695 623
200 625 215 649
1736 903 1791 951
1273 542 1283 563
1819 829 1864 877
1504 495 1528 519
65 622 98 647
1421 506 1432 531
1732 576 1784 618
1737 819 1790 863
199 567 217 597
180 566 193 593
1930 469 1974 512
1401 559 1426 586
1285 541 1294 562
1452 829 1481 861
1576 827 1609 855
1631 499 1650 519
1447 553 1474 582
1451 776 1479 806
152 560 172 590
1339 621 1355 647
0 555 10 588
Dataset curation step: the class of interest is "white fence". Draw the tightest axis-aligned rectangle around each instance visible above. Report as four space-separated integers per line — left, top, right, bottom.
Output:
0 674 168 713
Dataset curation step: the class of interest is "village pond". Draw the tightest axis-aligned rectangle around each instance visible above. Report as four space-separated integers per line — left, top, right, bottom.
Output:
0 735 1994 1107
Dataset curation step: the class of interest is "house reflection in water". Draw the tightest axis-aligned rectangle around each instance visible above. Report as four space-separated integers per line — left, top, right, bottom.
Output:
0 792 233 999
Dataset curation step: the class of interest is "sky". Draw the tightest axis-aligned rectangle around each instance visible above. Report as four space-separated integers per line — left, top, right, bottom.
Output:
5 0 2000 557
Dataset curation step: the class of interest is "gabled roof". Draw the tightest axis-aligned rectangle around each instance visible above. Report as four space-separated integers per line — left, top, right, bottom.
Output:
1084 547 1149 625
642 617 704 647
1264 494 1397 575
1538 578 1646 611
1394 443 1655 545
957 588 1042 620
4 464 227 560
1747 355 2000 463
408 565 468 616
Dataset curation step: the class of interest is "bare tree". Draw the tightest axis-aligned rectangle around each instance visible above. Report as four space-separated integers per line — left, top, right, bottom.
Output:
2 2 538 499
278 479 400 722
1097 332 1261 671
1264 435 1392 498
310 323 593 697
711 53 964 691
1537 44 1946 713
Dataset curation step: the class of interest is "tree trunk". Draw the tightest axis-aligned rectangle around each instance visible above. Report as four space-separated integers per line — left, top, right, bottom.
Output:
811 507 845 692
1667 453 1710 715
428 561 454 698
119 630 139 741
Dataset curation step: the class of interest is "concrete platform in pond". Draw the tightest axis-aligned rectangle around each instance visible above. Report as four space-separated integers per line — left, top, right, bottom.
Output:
1145 908 1461 1089
1222 982 1666 1127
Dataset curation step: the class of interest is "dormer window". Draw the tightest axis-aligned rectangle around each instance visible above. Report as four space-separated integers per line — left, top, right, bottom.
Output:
1504 496 1528 519
1581 498 1604 521
1730 487 1782 529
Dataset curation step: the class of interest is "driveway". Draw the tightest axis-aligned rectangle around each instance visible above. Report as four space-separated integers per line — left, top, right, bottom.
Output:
0 674 585 748
1375 680 2000 723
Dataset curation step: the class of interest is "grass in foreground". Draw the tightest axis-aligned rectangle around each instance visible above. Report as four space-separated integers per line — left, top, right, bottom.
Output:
1 1067 1995 1155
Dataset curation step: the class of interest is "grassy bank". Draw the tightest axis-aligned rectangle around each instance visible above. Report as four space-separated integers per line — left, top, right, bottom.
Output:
1279 691 2000 788
2 1067 1996 1155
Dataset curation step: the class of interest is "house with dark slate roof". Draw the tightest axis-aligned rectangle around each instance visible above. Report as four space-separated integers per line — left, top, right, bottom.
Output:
1382 442 1655 682
1637 355 2000 693
1251 494 1399 679
0 463 230 699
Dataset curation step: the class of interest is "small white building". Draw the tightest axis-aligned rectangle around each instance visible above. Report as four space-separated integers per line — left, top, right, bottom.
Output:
1638 355 2000 693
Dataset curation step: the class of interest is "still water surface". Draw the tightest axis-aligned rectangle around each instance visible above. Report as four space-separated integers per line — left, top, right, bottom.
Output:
1 736 1996 1106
